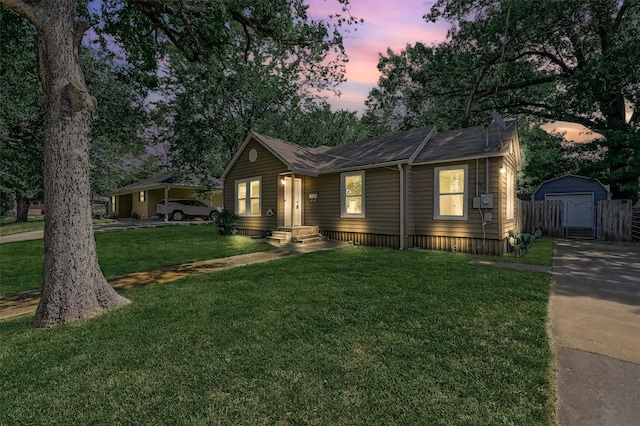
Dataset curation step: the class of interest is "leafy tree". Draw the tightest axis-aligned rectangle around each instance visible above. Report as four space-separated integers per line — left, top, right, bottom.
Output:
260 100 369 148
84 49 151 195
1 6 150 221
365 0 639 198
518 125 577 195
0 6 44 221
0 0 354 327
573 128 640 201
152 1 361 183
156 45 309 180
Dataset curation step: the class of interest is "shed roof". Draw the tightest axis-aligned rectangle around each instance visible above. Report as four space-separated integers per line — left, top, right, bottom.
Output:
531 174 612 199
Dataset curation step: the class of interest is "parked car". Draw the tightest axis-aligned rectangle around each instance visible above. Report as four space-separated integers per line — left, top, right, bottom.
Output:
156 199 221 221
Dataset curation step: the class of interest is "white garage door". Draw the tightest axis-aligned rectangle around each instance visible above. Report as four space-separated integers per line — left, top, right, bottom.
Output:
545 193 594 228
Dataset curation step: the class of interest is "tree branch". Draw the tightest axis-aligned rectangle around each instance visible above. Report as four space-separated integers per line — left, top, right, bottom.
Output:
508 50 572 74
433 73 561 100
0 0 39 25
495 101 598 130
612 0 631 33
567 31 586 69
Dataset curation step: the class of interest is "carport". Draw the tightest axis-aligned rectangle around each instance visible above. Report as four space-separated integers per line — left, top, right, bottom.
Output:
108 173 223 220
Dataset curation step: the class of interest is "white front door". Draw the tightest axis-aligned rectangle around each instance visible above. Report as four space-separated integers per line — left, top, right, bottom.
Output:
284 177 302 227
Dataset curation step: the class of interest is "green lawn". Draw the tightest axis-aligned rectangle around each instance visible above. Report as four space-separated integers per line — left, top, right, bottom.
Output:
0 225 273 296
0 216 45 236
480 237 555 266
0 247 553 425
0 217 113 237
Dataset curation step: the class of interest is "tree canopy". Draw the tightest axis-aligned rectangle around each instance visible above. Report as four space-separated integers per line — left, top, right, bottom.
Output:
0 6 44 220
364 0 638 199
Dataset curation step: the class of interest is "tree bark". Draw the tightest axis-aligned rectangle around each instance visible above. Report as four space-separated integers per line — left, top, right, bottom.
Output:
1 0 130 327
15 193 29 223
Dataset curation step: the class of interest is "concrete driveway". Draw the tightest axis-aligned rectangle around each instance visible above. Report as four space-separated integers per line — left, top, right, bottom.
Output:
550 239 640 425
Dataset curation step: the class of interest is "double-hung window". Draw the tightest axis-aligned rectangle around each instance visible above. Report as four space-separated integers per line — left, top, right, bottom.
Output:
236 177 261 216
434 165 468 220
341 171 365 218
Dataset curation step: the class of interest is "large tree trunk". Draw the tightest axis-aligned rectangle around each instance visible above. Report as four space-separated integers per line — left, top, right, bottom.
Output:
22 1 129 327
15 193 29 223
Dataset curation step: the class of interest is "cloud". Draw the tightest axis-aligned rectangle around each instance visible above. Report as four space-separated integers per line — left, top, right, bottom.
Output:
308 0 449 113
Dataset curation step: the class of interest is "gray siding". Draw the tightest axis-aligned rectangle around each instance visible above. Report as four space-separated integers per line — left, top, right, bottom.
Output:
499 151 519 238
412 159 501 240
223 138 287 232
304 167 401 236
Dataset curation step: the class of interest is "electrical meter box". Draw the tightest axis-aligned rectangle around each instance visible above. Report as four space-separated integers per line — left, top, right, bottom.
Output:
473 194 494 209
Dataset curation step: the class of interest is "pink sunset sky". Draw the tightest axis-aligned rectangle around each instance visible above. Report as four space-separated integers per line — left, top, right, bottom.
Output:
308 0 449 113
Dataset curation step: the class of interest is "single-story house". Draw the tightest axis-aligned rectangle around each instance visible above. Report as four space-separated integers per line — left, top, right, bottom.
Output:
221 120 521 255
108 173 223 220
531 174 611 237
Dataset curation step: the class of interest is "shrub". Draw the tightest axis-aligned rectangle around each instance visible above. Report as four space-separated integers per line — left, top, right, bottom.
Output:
214 209 239 235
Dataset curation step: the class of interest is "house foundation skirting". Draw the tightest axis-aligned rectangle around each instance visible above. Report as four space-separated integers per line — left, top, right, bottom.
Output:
320 231 401 249
411 235 508 256
237 228 508 255
235 228 268 238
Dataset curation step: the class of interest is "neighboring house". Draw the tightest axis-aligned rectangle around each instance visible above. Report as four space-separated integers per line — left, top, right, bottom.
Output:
221 120 522 255
108 173 223 220
532 174 612 237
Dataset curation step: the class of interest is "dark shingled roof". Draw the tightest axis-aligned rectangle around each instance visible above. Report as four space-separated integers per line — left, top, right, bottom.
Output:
412 120 517 164
235 120 517 176
253 134 322 174
314 126 435 171
254 126 435 174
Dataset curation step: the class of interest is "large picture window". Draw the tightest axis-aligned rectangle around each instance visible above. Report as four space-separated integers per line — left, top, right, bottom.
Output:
236 177 261 216
434 165 468 220
341 171 365 218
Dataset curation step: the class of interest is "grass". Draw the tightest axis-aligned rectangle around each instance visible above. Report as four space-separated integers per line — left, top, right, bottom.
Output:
0 225 273 296
0 247 553 425
0 216 45 236
0 216 113 236
479 237 555 266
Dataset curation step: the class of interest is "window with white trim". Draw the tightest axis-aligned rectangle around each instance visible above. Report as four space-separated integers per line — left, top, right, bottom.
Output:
341 171 365 218
506 168 515 220
236 177 261 216
434 165 468 220
139 191 145 203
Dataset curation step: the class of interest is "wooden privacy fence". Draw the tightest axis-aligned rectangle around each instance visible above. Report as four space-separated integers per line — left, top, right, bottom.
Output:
634 207 640 241
517 200 564 237
517 199 635 241
599 199 633 241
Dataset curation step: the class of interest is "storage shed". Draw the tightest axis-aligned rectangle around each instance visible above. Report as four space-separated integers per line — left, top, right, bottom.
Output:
532 175 611 237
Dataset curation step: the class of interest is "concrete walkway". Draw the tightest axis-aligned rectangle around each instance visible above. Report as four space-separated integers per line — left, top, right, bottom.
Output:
550 240 640 425
0 240 348 321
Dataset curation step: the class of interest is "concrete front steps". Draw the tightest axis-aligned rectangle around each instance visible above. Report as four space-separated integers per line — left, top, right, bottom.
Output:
266 226 324 245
